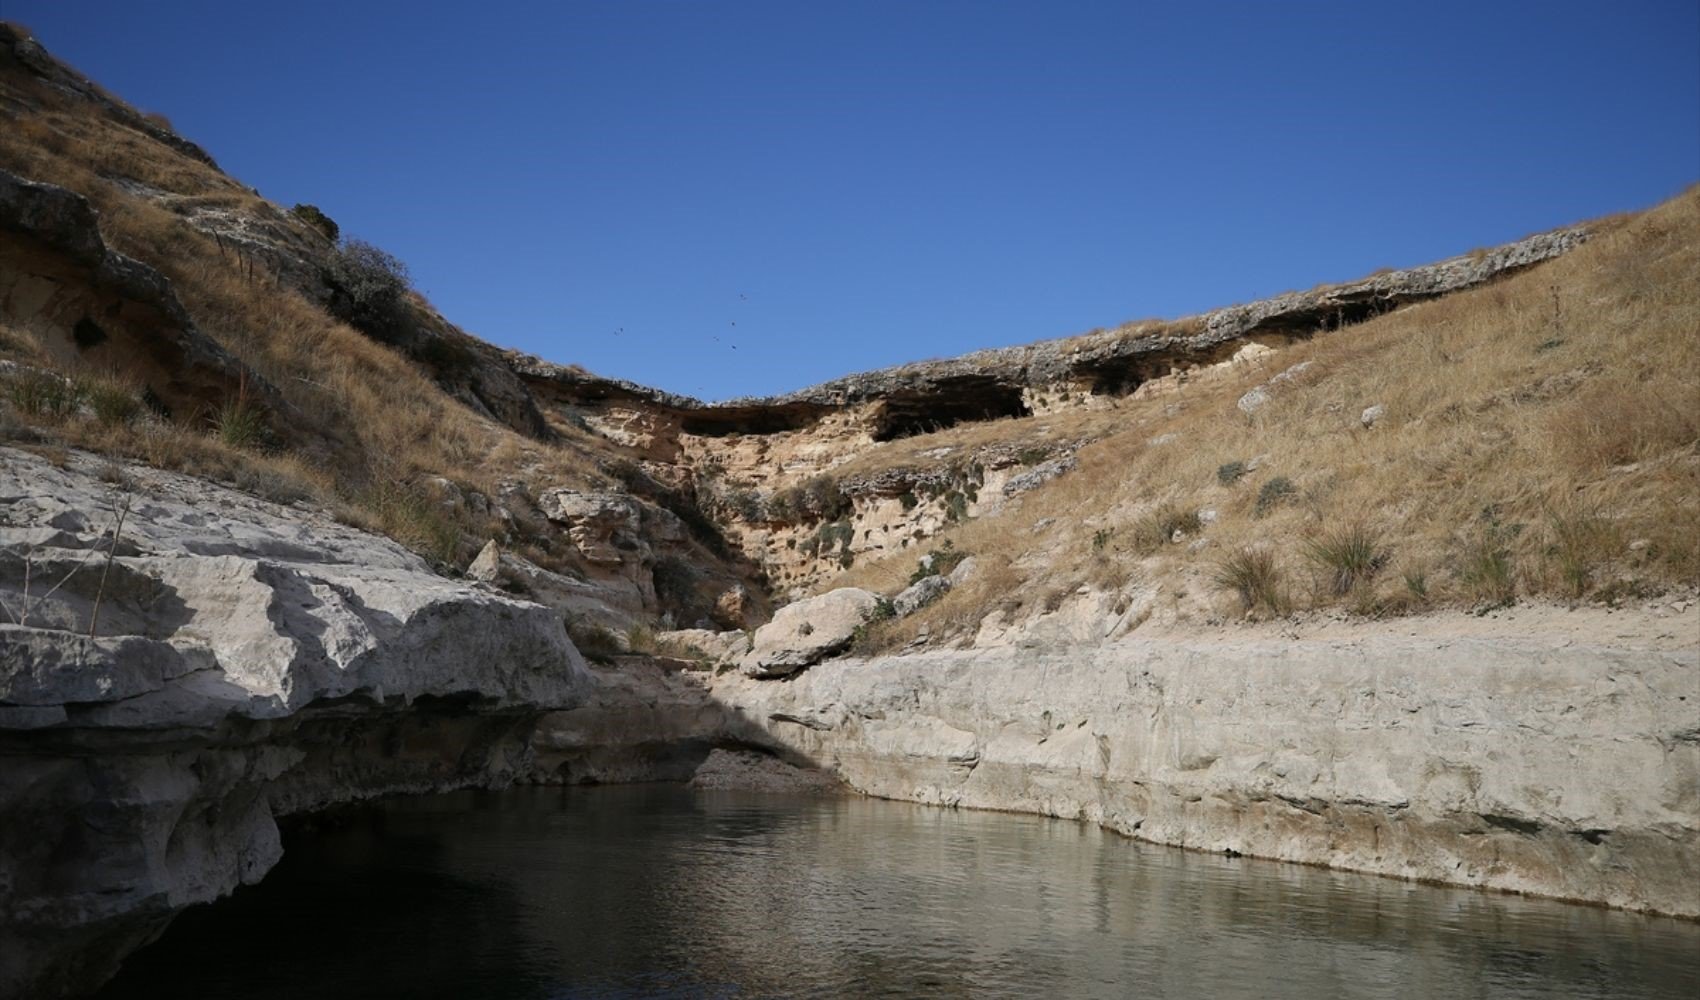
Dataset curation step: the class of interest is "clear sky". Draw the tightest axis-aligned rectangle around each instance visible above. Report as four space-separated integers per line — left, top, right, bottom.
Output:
9 2 1698 400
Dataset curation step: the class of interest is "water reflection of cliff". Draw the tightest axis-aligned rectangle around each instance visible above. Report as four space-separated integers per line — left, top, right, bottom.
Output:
100 787 1699 1000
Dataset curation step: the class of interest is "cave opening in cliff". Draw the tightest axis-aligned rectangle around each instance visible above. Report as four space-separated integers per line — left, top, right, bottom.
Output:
679 405 824 436
1256 296 1402 337
1084 358 1170 397
870 383 1031 441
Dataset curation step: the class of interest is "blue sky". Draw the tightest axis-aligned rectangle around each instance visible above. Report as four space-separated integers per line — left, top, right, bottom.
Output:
10 1 1698 400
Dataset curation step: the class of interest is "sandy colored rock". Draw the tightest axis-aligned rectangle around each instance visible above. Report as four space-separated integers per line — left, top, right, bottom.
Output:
740 588 880 678
656 628 750 665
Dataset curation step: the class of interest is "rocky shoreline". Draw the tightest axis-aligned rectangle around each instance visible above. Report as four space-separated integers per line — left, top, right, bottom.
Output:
708 639 1699 919
1 447 1695 997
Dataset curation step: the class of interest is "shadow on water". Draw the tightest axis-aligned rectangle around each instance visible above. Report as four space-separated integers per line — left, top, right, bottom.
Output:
97 785 1700 1000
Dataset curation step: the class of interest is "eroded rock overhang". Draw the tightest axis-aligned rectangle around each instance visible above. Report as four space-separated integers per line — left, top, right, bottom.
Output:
509 225 1588 444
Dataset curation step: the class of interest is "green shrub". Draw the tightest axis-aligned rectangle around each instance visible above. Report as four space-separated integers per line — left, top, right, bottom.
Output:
723 488 764 522
1133 502 1201 553
289 203 340 243
802 476 850 521
1254 476 1297 516
325 239 412 341
943 490 969 523
1402 564 1431 602
1303 524 1387 595
82 375 143 427
7 370 82 418
416 334 478 374
909 540 967 584
652 554 702 616
1217 460 1247 486
769 475 849 523
1459 530 1516 607
212 395 267 449
566 617 624 663
1211 546 1287 616
803 520 855 561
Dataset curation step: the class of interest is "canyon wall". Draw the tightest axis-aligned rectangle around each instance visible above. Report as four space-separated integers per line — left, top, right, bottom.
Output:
2 444 1695 999
707 638 1700 918
0 448 593 998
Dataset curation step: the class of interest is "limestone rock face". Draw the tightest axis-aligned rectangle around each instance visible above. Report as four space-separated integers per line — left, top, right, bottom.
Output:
466 539 633 634
1001 456 1079 498
534 488 690 615
0 447 589 998
656 628 750 665
740 588 881 678
712 583 755 629
538 489 644 565
709 636 1700 918
0 170 289 427
893 575 950 617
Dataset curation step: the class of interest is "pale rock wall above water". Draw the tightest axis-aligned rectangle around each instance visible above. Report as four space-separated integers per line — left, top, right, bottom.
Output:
710 637 1700 917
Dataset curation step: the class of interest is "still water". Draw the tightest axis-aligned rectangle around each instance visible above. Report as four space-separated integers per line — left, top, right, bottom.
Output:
99 785 1698 999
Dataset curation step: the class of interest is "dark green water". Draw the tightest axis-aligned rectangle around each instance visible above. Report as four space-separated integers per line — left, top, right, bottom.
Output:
98 785 1698 999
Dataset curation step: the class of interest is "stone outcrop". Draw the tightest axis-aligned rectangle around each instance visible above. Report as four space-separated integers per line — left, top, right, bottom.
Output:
656 627 750 665
893 575 950 617
507 228 1585 433
466 539 635 634
1237 359 1314 415
740 588 881 678
1 24 218 169
2 444 1695 996
709 636 1700 918
0 170 286 425
536 487 689 615
0 448 590 998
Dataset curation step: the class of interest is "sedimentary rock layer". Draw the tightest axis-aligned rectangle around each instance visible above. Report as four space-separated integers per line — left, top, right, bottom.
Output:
0 448 591 998
710 638 1700 918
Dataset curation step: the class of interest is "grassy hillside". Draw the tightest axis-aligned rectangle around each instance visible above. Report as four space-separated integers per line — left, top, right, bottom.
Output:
0 26 623 567
828 188 1699 646
3 21 1693 646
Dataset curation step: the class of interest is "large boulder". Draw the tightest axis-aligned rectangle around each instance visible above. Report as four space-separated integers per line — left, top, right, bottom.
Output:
466 539 633 634
893 575 951 617
656 628 751 666
740 588 881 678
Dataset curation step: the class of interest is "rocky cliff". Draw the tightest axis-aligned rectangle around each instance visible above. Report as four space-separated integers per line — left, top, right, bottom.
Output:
1 22 1695 999
706 637 1699 918
0 447 591 997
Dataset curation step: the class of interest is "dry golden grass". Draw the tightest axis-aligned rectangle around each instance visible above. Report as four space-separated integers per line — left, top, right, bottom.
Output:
825 187 1700 645
0 56 625 564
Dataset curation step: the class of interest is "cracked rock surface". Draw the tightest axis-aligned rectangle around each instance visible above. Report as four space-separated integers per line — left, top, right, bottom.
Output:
0 447 590 998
